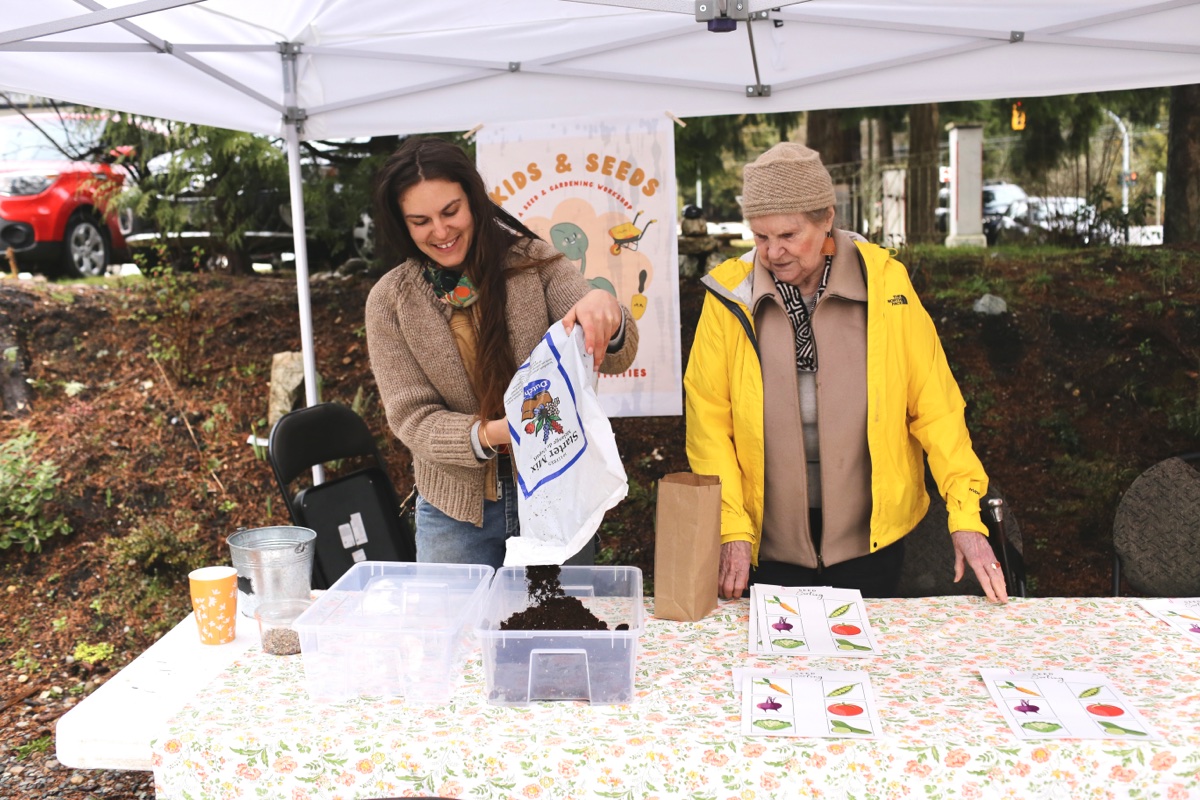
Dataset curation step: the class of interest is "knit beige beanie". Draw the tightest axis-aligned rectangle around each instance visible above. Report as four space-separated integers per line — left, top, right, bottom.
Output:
741 142 836 219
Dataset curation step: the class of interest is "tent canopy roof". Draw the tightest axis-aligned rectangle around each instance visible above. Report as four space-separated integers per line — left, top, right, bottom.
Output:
2 0 1198 140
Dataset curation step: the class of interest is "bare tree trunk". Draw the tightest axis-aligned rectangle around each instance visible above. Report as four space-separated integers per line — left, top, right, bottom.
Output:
906 103 940 245
807 109 864 230
805 109 860 167
876 116 894 160
1165 84 1200 245
1 327 31 416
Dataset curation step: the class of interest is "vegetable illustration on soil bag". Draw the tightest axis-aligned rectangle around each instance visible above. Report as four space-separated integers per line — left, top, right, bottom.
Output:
522 390 564 442
502 322 628 566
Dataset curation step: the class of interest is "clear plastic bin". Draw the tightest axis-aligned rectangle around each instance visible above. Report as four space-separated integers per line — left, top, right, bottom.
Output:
476 566 644 706
293 562 494 703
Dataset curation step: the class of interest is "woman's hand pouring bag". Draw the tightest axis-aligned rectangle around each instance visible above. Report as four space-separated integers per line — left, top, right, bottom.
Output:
503 322 628 566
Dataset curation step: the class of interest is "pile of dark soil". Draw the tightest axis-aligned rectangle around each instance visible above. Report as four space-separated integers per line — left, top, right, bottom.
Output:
499 565 616 631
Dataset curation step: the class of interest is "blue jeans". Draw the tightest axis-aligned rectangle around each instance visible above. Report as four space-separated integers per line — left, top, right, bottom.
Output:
415 470 519 570
414 467 598 569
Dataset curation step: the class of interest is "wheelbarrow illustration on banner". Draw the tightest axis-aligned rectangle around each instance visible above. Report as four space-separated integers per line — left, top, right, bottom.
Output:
608 211 656 255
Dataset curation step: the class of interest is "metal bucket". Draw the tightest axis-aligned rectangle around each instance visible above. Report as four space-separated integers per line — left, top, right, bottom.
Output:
226 526 316 617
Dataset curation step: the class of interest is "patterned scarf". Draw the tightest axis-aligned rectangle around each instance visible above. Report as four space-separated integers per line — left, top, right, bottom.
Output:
422 264 478 309
773 253 833 372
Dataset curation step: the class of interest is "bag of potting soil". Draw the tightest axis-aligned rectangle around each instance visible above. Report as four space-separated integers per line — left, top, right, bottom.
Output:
502 321 627 566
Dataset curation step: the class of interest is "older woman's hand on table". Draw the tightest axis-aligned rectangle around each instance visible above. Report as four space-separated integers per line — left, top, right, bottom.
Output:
719 540 752 600
952 529 1009 603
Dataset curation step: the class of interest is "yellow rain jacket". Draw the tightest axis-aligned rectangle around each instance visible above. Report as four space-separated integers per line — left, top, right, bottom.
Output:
684 240 988 565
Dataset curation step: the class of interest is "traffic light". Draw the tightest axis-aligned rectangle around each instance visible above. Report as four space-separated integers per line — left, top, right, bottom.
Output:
1011 101 1026 131
1119 171 1139 187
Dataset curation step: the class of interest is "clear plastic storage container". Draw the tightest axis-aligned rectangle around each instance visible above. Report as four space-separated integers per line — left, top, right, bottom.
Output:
476 565 644 706
293 561 494 703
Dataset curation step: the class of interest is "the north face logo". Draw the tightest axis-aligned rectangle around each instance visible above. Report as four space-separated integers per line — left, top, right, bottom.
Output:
888 294 909 305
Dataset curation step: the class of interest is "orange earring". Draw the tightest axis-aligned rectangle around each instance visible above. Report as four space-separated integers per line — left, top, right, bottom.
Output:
820 230 836 257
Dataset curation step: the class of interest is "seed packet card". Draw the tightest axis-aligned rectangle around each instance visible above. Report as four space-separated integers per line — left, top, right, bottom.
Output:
981 668 1161 740
735 668 883 738
748 584 878 656
1139 598 1200 644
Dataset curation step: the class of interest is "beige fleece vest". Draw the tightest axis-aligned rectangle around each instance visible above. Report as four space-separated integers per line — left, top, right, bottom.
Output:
756 229 872 568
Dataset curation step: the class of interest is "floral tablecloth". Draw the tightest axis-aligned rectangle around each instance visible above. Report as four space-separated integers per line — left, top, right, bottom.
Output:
152 597 1200 800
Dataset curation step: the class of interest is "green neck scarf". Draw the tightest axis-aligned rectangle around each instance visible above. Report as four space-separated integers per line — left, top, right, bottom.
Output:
422 264 478 309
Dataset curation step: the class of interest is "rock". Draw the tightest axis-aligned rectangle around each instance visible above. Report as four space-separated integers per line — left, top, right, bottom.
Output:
69 774 85 785
678 255 701 280
676 235 720 256
267 351 312 430
973 293 1008 315
336 257 369 276
705 252 729 274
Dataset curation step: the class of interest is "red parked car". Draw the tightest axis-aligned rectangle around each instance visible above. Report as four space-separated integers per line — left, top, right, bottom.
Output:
0 111 135 277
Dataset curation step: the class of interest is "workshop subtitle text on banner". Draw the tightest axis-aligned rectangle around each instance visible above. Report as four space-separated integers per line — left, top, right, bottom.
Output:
476 116 681 418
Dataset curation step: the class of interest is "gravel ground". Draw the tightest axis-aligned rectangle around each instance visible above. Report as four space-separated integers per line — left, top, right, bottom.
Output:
1 680 153 799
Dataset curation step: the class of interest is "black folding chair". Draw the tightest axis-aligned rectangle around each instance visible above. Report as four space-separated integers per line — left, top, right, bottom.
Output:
896 466 1027 599
268 402 416 589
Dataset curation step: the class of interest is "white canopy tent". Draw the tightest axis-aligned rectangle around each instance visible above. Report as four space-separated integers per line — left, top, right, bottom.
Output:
3 0 1199 407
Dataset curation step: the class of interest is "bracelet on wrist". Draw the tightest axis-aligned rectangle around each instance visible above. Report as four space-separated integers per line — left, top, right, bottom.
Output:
480 421 504 455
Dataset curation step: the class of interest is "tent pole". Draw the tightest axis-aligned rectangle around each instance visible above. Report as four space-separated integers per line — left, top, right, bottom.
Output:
283 127 318 411
279 41 323 484
283 124 323 486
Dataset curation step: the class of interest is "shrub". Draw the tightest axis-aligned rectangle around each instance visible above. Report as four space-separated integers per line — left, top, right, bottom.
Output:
104 509 217 576
73 641 115 665
100 509 219 632
0 431 72 553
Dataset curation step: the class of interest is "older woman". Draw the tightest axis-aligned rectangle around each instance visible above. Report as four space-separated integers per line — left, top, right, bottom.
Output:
684 142 1006 602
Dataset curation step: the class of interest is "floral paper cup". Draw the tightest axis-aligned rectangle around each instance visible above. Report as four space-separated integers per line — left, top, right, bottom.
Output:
188 565 238 645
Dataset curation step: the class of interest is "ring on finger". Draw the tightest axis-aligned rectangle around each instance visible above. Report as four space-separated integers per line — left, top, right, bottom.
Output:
990 562 1001 571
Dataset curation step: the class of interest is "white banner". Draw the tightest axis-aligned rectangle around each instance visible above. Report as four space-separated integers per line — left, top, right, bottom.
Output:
476 116 681 418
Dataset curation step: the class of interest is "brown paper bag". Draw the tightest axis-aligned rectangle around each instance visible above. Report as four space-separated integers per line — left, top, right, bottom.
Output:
653 473 721 621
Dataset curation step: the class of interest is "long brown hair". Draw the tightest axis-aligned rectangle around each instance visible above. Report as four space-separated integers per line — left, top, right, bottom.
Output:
373 136 544 420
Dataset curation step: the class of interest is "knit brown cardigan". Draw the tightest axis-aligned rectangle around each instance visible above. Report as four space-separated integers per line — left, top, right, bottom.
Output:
365 238 639 525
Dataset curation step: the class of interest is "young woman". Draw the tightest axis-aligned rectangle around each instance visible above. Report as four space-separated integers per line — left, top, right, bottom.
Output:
366 137 638 568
